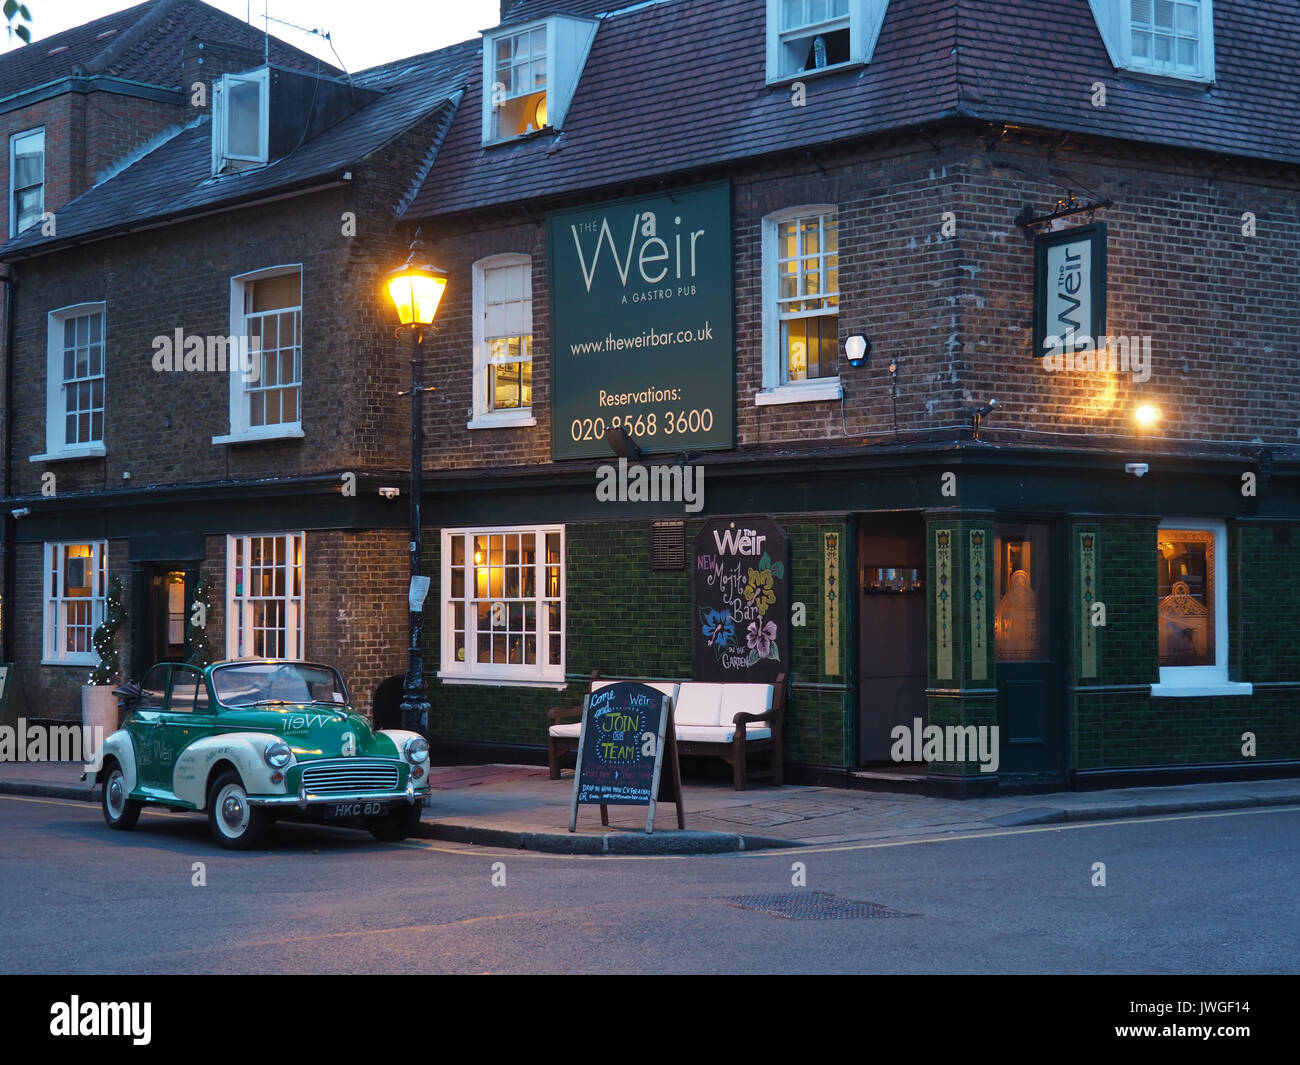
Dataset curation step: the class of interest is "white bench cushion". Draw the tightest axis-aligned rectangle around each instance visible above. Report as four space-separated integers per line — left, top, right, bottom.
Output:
548 722 581 738
676 724 772 743
673 682 725 727
720 683 773 724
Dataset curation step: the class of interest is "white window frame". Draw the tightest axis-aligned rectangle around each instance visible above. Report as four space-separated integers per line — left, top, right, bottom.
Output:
225 532 305 660
30 301 108 463
481 16 597 145
42 541 107 666
756 205 843 406
1088 0 1215 84
9 126 44 237
211 67 270 174
469 254 536 429
213 265 305 445
765 0 890 84
439 524 565 687
1150 518 1250 697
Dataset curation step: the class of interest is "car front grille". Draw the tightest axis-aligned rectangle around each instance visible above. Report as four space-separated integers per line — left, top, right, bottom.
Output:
300 759 400 794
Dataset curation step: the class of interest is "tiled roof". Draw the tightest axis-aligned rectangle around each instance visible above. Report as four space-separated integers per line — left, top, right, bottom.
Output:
0 0 334 100
500 0 619 24
0 39 479 259
405 0 1300 221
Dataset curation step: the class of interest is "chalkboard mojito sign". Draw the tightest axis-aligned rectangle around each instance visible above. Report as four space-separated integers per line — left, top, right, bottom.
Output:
692 517 789 684
547 181 734 460
569 681 683 833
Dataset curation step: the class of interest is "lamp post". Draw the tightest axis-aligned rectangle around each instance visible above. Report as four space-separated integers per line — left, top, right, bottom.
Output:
385 229 448 735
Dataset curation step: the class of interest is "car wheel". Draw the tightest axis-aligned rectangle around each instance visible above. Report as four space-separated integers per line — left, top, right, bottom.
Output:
207 770 267 850
368 802 422 842
101 763 142 830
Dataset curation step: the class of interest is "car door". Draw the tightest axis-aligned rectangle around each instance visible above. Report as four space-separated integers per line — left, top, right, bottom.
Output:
155 665 215 798
128 664 172 790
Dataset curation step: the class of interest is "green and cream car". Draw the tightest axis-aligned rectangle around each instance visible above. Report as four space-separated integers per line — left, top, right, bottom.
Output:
89 660 430 849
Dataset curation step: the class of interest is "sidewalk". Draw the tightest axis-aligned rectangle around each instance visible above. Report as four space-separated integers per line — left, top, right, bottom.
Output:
4 759 1299 854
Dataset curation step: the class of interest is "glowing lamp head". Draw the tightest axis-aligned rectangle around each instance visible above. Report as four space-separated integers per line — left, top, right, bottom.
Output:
1135 404 1160 427
386 229 448 326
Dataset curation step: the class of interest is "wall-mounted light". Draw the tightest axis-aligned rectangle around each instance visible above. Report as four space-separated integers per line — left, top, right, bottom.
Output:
844 335 871 368
1135 404 1160 428
605 425 643 460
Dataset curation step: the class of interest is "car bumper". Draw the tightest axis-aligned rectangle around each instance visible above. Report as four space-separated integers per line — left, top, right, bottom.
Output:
249 781 425 810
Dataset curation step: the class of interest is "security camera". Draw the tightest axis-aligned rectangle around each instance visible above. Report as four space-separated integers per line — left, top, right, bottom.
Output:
1125 463 1149 478
378 487 401 500
10 507 30 519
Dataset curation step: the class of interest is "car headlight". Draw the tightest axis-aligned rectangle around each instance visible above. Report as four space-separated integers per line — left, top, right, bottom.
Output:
264 740 292 769
404 736 430 764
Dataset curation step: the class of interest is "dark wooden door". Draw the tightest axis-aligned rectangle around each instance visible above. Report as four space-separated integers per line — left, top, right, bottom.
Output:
993 522 1064 779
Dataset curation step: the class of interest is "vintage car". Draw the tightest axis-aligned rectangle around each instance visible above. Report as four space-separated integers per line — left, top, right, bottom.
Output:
88 659 430 849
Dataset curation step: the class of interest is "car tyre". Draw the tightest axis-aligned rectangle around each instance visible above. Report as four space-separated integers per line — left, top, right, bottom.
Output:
101 763 142 830
207 770 267 850
368 801 422 842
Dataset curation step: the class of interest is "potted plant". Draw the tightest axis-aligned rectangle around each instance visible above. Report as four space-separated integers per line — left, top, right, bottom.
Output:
83 574 126 741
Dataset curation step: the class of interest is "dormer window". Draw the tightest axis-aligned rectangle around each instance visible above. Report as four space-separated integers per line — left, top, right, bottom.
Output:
1088 0 1215 83
766 0 891 82
482 16 597 144
212 68 269 174
492 26 548 140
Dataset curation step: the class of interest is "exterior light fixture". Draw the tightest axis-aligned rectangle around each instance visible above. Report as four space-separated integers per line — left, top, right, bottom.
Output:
386 229 448 327
1135 404 1160 427
844 335 870 367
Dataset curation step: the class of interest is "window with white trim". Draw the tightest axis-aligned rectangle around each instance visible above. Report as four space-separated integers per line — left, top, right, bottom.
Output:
1151 519 1249 697
481 16 597 144
43 541 107 665
214 267 303 444
758 206 842 404
10 126 43 236
226 533 304 660
211 68 269 174
33 302 107 462
766 0 891 82
471 255 534 427
1088 0 1215 82
441 526 564 684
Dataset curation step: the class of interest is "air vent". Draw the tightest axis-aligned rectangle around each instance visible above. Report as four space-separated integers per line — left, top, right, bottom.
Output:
47 45 69 55
650 521 685 571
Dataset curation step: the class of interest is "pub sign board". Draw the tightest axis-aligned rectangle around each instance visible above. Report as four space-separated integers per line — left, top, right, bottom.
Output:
547 181 734 460
570 682 672 833
693 517 789 684
1032 222 1108 360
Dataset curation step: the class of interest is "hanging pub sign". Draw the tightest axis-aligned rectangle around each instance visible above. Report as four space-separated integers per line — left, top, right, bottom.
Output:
1033 222 1107 362
569 681 683 834
547 181 734 460
692 517 789 683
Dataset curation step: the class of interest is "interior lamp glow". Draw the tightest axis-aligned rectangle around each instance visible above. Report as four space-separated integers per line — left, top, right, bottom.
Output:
385 230 448 326
534 94 548 129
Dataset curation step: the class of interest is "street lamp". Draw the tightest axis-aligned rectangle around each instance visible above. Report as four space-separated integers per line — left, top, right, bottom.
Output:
385 229 448 735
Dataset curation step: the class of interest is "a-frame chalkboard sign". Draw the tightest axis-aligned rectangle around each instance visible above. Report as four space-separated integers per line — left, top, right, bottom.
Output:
568 681 684 834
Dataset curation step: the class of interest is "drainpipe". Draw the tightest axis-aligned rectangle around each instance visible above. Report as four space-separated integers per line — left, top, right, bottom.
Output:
1 269 15 664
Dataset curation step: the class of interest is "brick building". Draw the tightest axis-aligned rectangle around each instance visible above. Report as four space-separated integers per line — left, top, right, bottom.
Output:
0 16 478 722
3 0 1297 794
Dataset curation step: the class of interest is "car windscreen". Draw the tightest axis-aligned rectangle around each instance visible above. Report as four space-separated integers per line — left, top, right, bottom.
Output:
212 663 348 708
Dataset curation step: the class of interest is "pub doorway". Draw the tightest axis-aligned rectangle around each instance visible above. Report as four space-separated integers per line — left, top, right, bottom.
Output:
143 564 195 667
856 512 927 775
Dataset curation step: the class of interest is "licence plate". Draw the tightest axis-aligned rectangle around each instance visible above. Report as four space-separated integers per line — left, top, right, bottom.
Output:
326 801 390 819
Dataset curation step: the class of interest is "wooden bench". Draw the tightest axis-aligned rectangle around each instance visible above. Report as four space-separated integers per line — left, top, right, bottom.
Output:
547 672 786 791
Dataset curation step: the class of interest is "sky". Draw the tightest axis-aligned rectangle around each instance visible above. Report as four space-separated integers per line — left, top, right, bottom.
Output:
0 0 503 73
